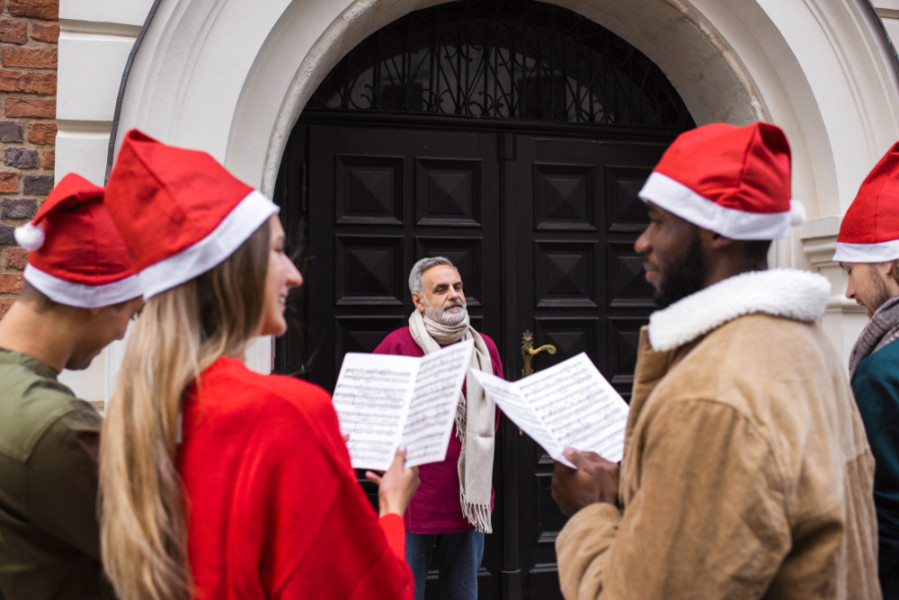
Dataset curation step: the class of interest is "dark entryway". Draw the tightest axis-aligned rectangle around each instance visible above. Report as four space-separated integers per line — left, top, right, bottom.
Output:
273 2 693 598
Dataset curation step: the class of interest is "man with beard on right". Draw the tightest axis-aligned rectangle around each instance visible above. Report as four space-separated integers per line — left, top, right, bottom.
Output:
834 141 899 598
550 122 881 599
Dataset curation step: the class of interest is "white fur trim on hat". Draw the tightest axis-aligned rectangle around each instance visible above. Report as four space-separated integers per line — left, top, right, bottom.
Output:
833 239 899 264
15 222 45 251
24 263 142 309
639 172 795 240
138 190 279 300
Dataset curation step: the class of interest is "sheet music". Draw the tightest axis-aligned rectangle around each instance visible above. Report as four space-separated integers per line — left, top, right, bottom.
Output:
470 353 628 468
400 341 474 466
332 339 475 470
332 354 417 470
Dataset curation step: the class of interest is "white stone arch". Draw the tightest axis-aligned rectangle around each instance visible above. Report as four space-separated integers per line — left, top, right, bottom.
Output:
119 0 899 222
114 0 899 364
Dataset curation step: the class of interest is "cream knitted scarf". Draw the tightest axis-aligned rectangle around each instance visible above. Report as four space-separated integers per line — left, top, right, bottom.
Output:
409 309 495 533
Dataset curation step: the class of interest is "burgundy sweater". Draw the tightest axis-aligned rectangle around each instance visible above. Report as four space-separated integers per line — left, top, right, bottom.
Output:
373 326 503 534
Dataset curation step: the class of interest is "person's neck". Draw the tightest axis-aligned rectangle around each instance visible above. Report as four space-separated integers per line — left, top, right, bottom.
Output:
0 301 75 372
701 256 767 291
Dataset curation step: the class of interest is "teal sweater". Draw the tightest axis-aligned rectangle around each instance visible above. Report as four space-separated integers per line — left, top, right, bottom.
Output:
853 338 899 597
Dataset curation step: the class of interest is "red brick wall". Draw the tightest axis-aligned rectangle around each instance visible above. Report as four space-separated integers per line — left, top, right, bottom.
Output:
0 0 58 317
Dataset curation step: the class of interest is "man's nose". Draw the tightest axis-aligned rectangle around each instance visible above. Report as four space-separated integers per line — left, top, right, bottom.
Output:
634 229 650 255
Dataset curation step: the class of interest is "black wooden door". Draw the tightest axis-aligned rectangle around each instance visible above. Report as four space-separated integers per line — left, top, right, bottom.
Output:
275 119 666 599
496 133 663 597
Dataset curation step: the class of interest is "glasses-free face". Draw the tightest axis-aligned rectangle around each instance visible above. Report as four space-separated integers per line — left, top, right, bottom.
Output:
840 261 895 318
634 203 706 309
258 216 302 337
412 264 468 326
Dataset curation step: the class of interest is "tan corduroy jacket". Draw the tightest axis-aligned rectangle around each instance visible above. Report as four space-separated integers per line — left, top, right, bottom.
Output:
556 270 881 600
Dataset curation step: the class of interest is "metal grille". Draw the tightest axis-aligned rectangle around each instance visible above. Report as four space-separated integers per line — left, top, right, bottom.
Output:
307 0 693 129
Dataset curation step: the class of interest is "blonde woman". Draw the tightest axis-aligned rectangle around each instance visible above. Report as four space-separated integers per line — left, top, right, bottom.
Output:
99 130 418 600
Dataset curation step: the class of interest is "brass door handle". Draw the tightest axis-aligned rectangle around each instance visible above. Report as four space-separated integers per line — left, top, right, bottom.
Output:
520 330 557 377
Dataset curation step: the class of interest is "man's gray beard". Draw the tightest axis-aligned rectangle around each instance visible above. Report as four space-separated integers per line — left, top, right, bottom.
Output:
425 301 468 326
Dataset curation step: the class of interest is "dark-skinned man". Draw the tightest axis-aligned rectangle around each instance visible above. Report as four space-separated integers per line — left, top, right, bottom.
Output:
0 174 142 599
551 122 880 599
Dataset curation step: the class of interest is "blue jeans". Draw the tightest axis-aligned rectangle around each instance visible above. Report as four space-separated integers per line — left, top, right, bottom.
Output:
406 530 485 600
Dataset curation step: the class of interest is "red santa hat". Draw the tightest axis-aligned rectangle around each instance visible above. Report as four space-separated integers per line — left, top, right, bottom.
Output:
832 142 899 263
638 122 805 240
13 173 141 308
104 129 278 299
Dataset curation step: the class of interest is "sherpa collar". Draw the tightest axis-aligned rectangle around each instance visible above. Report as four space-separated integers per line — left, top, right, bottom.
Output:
648 269 831 352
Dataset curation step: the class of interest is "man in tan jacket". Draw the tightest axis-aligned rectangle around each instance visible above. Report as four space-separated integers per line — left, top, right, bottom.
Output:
551 122 880 599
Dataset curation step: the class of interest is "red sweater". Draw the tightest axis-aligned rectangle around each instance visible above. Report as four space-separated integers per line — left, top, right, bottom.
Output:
177 357 413 599
373 327 503 534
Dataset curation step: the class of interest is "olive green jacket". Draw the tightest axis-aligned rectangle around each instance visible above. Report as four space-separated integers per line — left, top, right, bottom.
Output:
0 348 113 599
556 270 881 599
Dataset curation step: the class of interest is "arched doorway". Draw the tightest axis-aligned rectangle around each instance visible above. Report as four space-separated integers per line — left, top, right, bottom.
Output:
274 1 693 597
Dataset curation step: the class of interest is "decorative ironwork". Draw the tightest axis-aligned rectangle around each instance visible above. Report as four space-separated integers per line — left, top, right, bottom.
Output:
307 0 693 129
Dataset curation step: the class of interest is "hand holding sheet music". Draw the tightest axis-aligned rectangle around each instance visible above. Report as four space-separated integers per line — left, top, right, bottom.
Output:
469 353 628 468
332 339 474 470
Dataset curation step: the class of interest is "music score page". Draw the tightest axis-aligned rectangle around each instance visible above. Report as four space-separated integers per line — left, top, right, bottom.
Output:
469 353 628 468
332 339 474 470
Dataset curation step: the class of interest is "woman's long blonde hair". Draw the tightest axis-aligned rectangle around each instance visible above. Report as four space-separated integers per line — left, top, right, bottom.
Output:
99 222 270 600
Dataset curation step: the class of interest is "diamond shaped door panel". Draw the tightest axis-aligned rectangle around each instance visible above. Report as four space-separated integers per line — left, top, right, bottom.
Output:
533 163 598 231
416 158 482 226
336 315 409 355
335 155 403 225
605 164 656 232
607 316 647 399
535 241 598 308
335 235 404 306
533 318 600 370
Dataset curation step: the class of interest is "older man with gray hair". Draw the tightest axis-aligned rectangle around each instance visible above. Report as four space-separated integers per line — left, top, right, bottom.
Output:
373 256 503 600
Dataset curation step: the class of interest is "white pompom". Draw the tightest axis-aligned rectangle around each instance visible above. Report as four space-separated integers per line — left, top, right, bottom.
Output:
789 199 807 226
14 222 45 251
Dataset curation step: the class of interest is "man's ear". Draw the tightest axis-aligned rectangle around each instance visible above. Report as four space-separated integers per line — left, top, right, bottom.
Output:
877 261 899 297
701 228 735 250
875 261 894 278
412 291 426 313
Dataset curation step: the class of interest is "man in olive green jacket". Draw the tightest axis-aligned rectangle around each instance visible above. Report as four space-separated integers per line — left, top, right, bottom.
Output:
551 123 880 599
0 174 142 599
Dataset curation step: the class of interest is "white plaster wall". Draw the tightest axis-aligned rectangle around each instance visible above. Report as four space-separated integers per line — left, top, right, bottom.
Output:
56 0 153 398
57 0 152 185
56 0 899 400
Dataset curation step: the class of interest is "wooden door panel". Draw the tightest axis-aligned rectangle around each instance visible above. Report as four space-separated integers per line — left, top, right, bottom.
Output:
334 234 405 306
535 240 600 308
335 155 405 225
415 158 484 226
533 162 599 231
606 316 648 397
